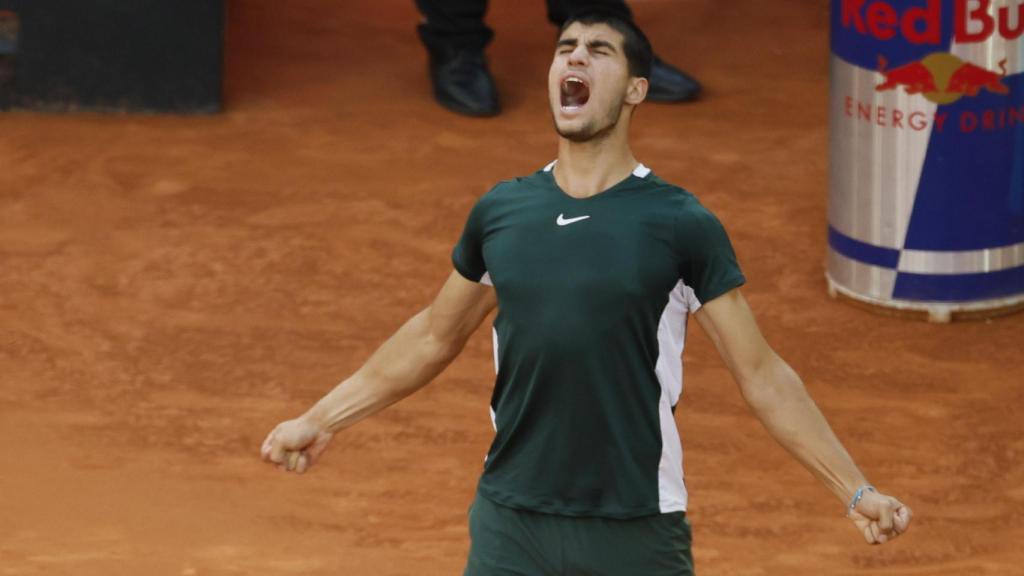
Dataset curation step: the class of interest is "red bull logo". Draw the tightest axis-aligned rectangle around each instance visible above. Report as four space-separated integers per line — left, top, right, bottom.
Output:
842 0 1024 44
843 53 1019 133
842 49 1021 134
876 52 1009 104
838 1 1022 134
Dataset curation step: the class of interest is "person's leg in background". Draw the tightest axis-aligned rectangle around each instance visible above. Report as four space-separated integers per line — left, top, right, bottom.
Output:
416 0 501 116
545 0 702 102
414 0 700 117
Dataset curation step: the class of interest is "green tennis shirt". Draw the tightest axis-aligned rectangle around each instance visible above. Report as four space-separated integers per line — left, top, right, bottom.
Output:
452 162 745 519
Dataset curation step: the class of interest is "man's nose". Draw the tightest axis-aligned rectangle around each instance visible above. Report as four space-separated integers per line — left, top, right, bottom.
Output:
568 44 589 66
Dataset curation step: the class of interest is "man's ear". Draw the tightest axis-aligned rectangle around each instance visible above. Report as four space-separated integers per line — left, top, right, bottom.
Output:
625 76 648 105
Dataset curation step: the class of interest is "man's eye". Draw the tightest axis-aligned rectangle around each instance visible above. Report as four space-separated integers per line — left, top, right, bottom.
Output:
558 49 572 54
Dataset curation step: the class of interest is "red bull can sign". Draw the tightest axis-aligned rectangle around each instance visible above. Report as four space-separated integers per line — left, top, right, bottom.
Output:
829 0 1024 321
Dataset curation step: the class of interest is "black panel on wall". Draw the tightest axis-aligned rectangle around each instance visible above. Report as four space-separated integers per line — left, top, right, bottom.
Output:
0 0 223 113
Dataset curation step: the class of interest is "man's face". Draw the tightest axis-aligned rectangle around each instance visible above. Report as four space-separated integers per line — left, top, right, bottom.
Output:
548 22 643 142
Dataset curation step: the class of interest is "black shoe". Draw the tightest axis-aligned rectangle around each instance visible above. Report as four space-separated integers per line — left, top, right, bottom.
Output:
428 48 501 117
646 55 701 103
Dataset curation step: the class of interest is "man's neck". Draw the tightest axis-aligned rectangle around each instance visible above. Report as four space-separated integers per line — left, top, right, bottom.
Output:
554 130 638 199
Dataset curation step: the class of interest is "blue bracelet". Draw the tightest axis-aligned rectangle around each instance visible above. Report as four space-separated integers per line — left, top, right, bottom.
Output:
847 484 876 516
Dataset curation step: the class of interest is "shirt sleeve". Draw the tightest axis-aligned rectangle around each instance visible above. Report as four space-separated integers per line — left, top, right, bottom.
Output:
675 201 746 307
451 192 491 283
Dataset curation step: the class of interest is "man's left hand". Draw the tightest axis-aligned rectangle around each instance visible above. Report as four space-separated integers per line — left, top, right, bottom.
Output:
849 490 912 544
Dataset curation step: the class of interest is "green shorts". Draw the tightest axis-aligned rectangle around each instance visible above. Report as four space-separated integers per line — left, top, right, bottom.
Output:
463 493 695 576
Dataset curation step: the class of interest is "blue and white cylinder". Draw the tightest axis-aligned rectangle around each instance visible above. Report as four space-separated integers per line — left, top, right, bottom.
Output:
828 0 1024 321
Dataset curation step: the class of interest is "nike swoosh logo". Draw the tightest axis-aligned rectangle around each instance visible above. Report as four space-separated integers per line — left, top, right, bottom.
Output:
556 214 591 226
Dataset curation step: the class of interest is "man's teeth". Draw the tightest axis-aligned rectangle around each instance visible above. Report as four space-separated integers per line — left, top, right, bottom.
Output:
561 77 589 108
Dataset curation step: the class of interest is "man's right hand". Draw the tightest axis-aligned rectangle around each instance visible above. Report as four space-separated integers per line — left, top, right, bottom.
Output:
260 416 334 474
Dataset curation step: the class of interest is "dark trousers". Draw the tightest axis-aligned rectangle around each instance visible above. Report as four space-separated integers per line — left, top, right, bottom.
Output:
463 493 696 576
415 0 634 52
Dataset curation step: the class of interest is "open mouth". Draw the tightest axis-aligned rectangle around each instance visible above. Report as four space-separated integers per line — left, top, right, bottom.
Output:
560 77 590 110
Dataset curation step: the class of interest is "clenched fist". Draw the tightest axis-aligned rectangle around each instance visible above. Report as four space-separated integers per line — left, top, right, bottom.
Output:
849 489 912 545
260 416 334 474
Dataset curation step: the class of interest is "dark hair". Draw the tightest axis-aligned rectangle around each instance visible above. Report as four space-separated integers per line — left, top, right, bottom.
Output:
559 9 654 80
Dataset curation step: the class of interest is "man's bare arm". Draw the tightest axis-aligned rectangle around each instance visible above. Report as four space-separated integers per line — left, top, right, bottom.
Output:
695 288 912 544
261 270 496 473
306 270 496 432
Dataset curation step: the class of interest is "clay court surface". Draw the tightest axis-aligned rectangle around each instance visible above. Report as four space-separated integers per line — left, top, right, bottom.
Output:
2 1 1023 574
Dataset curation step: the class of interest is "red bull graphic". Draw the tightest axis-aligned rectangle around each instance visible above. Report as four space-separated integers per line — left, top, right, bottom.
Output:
947 58 1009 96
841 50 1019 135
876 52 1009 103
875 56 938 94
